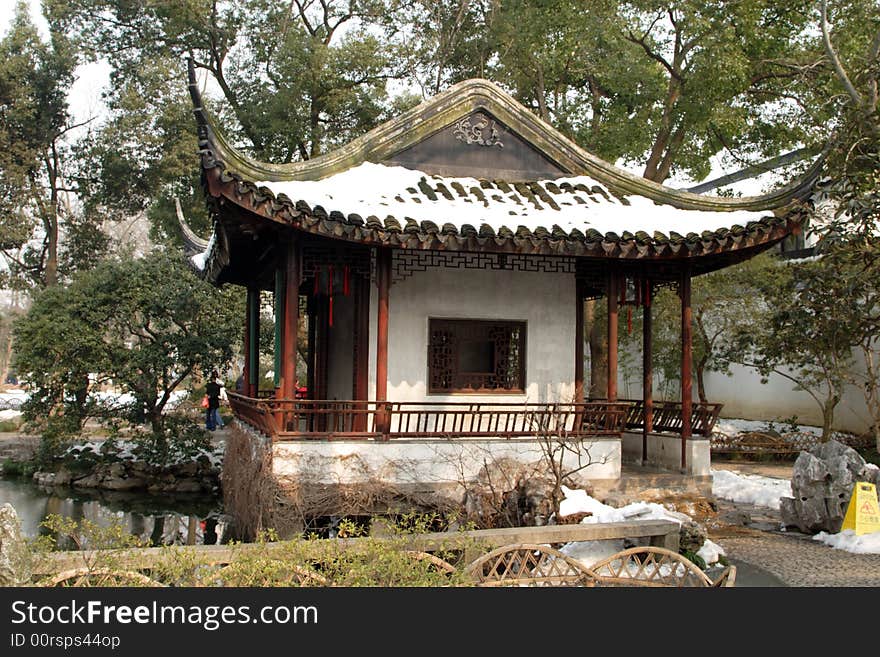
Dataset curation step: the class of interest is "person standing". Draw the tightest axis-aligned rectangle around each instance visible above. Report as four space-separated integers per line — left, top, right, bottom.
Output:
205 372 224 431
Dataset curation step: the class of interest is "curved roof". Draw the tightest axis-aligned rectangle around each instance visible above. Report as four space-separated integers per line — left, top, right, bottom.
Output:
185 60 819 284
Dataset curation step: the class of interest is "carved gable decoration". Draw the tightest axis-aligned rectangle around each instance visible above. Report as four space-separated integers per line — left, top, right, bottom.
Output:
385 110 568 181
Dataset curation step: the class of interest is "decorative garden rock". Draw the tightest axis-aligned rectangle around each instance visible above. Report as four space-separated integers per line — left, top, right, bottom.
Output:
780 440 880 533
0 503 31 586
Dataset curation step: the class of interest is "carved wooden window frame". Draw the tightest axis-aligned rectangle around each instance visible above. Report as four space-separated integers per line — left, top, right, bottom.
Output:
428 318 526 394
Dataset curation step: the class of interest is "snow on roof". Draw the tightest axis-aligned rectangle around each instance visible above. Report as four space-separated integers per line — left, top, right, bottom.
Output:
255 162 771 237
191 230 216 272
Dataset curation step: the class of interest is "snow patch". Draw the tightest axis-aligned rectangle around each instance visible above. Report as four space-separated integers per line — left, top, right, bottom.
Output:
696 539 725 566
812 529 880 554
711 469 791 510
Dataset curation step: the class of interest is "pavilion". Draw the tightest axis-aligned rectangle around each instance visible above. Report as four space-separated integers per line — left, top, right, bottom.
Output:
181 61 819 531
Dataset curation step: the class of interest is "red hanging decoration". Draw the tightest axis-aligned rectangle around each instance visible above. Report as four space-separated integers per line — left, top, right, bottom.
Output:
627 306 632 334
328 295 334 328
343 265 350 296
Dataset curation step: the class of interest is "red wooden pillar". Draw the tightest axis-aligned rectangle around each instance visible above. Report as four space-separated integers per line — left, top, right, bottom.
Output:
280 241 300 401
643 283 653 462
574 279 585 403
607 271 618 402
352 274 371 431
680 266 693 470
375 248 392 434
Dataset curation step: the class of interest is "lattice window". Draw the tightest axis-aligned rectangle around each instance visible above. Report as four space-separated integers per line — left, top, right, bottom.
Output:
428 319 525 393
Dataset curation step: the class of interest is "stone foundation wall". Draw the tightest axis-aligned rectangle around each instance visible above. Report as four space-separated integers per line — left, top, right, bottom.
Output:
621 432 710 476
223 422 622 539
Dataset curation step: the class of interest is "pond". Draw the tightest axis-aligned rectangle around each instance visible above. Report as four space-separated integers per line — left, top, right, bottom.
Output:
0 475 226 549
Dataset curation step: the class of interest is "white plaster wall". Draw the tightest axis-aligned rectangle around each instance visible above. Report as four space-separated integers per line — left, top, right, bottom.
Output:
367 265 576 405
273 437 620 485
702 362 872 434
621 432 710 476
615 356 873 436
326 293 354 400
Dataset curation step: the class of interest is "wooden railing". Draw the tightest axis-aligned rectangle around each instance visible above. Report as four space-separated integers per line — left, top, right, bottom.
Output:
616 399 723 437
227 393 630 441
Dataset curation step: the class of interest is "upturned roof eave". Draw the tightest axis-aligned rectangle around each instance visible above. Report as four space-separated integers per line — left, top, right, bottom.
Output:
186 59 823 215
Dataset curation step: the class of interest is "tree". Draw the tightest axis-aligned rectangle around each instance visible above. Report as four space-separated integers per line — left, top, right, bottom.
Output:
0 2 105 289
13 251 243 445
720 257 861 441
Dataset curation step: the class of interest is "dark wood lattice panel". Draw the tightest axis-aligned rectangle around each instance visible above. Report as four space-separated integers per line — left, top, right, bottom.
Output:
428 319 525 393
393 251 575 283
301 245 372 282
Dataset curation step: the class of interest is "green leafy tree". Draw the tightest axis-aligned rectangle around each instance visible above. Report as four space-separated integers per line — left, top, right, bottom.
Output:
13 251 244 447
0 2 105 289
720 257 862 441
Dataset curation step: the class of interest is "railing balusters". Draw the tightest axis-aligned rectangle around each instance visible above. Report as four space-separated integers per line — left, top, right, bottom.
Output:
228 394 662 442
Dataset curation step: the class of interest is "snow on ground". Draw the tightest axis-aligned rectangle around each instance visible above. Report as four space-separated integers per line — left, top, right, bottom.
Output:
711 469 792 510
713 417 823 437
711 469 880 555
0 409 21 421
812 530 880 554
557 486 724 568
697 539 725 565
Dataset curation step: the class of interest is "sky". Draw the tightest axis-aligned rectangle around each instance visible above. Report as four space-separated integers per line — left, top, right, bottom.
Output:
0 0 112 129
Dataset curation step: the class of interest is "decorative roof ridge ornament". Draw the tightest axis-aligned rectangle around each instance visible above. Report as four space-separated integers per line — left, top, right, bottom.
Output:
184 58 823 213
453 113 504 148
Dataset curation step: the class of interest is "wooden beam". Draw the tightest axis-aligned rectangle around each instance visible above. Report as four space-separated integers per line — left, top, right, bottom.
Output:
280 241 300 401
575 278 585 403
607 271 618 401
680 266 693 469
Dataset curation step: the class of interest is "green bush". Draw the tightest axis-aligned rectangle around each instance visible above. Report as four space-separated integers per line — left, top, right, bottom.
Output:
0 418 21 432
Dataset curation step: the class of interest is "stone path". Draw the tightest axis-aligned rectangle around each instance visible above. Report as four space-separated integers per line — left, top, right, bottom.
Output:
713 524 880 587
709 460 880 587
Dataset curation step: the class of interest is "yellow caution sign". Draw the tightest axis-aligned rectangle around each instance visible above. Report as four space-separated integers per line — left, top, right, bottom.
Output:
841 481 880 535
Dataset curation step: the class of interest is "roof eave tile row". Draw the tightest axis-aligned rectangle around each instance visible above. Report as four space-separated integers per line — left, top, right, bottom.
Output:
200 151 803 260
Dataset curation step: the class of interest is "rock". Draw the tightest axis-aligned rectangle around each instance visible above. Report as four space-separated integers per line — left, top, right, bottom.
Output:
0 504 31 586
717 508 752 527
73 473 103 488
168 480 203 494
781 439 873 533
500 474 556 527
52 468 73 486
556 511 592 525
176 461 200 477
677 519 708 554
102 475 146 491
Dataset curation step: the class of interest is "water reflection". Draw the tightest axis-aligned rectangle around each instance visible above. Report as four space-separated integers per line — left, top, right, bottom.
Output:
0 476 226 549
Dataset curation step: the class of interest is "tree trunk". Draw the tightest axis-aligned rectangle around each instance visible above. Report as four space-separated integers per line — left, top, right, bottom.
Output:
696 356 708 404
820 394 840 442
585 299 607 398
